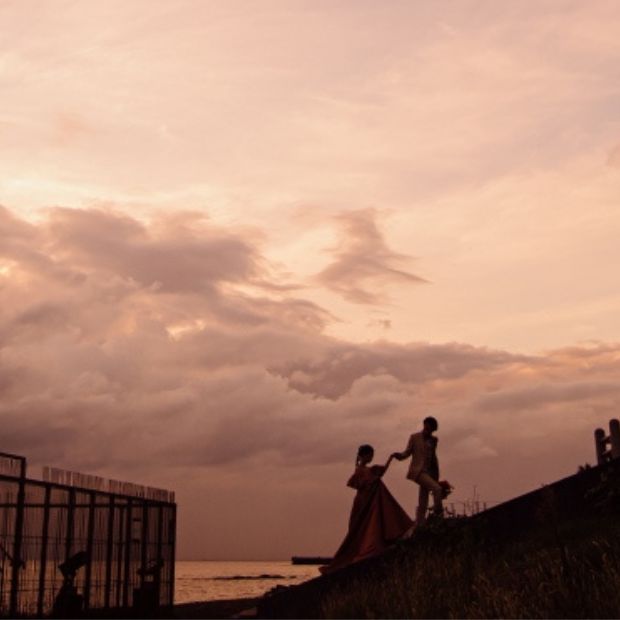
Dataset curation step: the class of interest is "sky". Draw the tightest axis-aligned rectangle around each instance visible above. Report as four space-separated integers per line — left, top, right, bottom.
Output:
1 0 620 560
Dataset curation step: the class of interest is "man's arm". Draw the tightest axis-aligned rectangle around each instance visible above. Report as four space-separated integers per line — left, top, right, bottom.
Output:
432 437 439 478
392 434 414 461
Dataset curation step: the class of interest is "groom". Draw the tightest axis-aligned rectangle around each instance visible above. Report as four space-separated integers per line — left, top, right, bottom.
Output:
392 416 443 526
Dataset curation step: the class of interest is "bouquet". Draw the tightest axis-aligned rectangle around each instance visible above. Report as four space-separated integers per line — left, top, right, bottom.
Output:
439 480 454 499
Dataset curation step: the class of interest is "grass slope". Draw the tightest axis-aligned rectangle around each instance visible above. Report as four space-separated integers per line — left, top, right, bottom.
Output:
260 461 620 618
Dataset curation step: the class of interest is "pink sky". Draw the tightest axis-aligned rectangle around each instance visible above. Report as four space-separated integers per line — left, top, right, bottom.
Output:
1 0 620 559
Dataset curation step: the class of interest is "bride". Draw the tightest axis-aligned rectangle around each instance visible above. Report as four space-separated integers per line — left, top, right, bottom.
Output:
321 444 413 574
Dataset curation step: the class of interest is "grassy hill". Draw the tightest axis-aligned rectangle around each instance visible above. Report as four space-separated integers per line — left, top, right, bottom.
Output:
259 460 620 618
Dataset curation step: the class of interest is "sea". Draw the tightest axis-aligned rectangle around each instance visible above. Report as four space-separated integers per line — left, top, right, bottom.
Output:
175 561 321 603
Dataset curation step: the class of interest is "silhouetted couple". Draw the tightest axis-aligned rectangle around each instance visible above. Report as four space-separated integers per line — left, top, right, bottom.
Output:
321 417 445 574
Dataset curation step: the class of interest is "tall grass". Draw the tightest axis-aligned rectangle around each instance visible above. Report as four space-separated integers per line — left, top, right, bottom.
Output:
320 518 620 618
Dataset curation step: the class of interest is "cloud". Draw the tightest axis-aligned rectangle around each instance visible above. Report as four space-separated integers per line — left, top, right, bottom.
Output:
316 209 427 304
368 318 392 330
2 204 620 559
46 208 262 293
451 435 499 460
607 142 620 169
272 341 523 400
0 0 619 560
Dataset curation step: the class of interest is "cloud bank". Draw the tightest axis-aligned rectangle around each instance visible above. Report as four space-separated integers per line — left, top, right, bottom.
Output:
1 205 619 559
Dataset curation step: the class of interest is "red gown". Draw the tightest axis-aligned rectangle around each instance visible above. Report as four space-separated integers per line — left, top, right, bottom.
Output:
321 465 413 574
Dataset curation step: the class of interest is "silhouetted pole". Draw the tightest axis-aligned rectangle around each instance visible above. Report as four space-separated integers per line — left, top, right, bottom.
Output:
104 495 115 609
594 420 620 464
123 500 133 609
37 485 51 618
610 419 620 459
83 491 96 611
595 428 608 465
9 456 26 618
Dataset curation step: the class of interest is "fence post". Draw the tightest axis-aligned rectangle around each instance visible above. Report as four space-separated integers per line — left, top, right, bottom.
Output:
115 504 125 608
37 485 52 617
65 488 76 562
156 504 164 606
122 499 133 609
104 495 115 609
140 503 149 593
9 457 26 618
83 491 96 611
609 419 620 459
595 428 608 464
169 504 177 607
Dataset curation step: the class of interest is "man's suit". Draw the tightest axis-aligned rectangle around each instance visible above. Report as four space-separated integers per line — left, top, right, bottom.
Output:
397 431 443 525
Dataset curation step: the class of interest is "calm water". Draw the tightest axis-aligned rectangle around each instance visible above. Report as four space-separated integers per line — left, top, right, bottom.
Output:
175 561 320 603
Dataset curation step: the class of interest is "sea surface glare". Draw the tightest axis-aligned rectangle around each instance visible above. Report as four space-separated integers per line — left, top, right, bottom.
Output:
175 561 320 603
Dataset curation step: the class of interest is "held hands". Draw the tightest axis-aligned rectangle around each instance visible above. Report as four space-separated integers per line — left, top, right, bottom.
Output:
373 453 403 479
380 454 397 475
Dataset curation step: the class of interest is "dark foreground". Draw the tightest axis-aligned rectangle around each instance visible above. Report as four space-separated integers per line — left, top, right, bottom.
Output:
164 460 620 619
257 459 620 618
173 597 259 619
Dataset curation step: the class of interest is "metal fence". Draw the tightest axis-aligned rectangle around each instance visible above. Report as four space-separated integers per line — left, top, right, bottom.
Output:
0 452 176 618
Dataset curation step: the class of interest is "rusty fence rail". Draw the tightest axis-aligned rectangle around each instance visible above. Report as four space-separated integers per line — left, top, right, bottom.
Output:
0 452 176 618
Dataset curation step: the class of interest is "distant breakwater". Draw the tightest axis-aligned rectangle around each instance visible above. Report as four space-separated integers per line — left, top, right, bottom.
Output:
210 574 295 581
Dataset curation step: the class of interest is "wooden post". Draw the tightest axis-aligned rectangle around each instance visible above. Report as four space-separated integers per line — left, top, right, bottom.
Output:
595 428 608 464
609 419 620 459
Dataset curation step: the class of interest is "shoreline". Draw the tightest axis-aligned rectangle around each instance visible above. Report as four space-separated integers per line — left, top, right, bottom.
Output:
173 597 260 619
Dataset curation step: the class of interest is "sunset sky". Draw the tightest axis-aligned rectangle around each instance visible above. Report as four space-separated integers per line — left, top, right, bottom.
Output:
2 0 620 560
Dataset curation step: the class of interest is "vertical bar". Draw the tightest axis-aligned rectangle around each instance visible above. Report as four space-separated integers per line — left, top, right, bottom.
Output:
104 495 115 609
115 505 124 608
156 504 163 607
609 419 620 459
595 428 607 464
9 457 26 618
140 503 149 592
37 485 52 618
83 491 96 610
169 503 176 607
65 488 76 562
1 489 10 610
135 502 149 615
122 499 133 609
